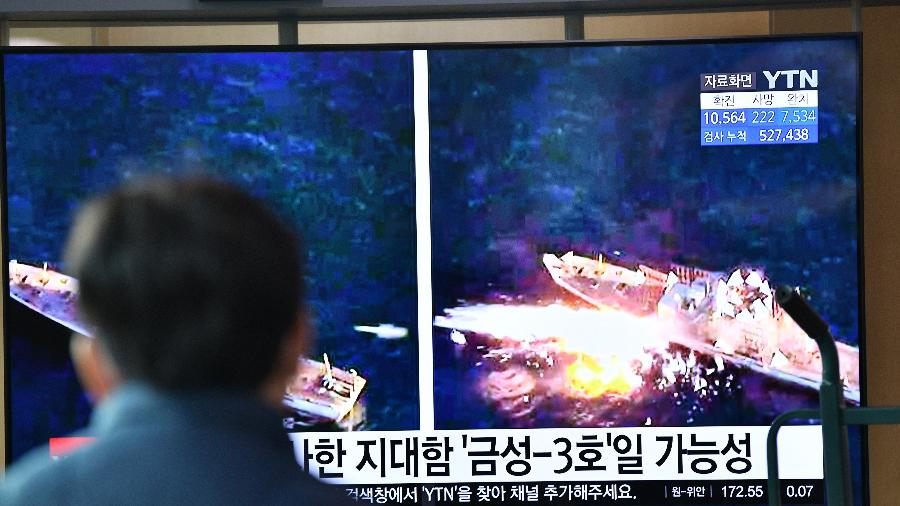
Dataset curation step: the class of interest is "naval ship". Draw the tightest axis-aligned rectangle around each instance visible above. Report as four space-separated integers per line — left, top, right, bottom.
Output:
8 260 367 429
542 252 861 403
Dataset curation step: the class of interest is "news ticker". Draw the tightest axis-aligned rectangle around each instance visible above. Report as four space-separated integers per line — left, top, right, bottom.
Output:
338 480 823 505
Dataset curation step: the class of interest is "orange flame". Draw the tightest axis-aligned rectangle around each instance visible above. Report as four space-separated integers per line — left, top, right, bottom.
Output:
565 353 642 398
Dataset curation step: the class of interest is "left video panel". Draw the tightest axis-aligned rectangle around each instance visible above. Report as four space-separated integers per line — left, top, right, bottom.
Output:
3 50 419 461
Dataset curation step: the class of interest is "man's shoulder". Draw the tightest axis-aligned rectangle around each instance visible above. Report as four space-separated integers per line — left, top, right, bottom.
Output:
0 446 81 506
1 433 354 506
1 386 354 505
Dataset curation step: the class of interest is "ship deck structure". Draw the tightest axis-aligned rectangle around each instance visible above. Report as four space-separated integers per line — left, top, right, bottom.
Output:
542 251 860 403
8 260 368 429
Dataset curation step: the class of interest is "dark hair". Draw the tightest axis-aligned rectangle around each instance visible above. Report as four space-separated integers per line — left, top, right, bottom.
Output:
64 177 304 390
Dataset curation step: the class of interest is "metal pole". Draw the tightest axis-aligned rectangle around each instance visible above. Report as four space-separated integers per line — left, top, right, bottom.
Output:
277 18 298 45
90 27 110 46
776 286 852 506
564 13 585 41
0 20 9 46
850 0 861 32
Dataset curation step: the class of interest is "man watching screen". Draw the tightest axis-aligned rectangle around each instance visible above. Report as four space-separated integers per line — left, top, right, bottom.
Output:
0 177 353 505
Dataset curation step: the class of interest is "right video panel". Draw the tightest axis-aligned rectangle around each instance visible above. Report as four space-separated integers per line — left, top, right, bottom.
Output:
428 36 861 491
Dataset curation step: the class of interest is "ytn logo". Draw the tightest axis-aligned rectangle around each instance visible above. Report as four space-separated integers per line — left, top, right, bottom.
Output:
762 70 818 89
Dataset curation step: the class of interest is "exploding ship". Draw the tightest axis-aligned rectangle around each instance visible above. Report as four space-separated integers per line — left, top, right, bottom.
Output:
434 250 860 429
540 252 859 403
8 260 367 430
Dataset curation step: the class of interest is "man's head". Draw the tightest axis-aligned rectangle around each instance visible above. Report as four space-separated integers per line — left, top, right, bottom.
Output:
64 177 307 399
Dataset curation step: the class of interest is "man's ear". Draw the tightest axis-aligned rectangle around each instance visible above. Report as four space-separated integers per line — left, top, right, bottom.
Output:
260 311 314 407
70 333 119 404
278 312 313 383
287 310 313 363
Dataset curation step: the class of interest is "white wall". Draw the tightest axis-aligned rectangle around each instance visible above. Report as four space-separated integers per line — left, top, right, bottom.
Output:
10 26 94 46
298 17 564 44
585 11 770 39
105 24 277 46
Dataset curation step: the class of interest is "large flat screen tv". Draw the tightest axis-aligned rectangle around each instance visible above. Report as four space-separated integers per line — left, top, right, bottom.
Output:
3 35 863 505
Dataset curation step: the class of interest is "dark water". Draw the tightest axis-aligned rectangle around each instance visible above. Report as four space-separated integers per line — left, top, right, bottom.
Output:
428 41 860 345
6 299 92 461
4 51 419 460
429 40 860 426
427 40 862 501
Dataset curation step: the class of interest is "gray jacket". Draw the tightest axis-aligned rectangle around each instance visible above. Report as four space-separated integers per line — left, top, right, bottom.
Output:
0 383 354 505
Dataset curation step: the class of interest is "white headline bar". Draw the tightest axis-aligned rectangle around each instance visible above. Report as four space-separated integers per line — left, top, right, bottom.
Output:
289 425 823 485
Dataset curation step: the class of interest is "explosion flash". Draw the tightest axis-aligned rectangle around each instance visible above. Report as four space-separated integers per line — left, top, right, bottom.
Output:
435 303 665 356
566 353 642 398
435 301 750 427
436 304 661 398
434 303 673 398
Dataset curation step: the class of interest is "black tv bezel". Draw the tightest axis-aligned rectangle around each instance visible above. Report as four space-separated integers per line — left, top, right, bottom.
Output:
0 33 866 504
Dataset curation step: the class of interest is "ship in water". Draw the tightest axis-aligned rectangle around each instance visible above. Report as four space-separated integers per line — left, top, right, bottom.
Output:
542 251 860 403
283 353 367 431
8 260 368 430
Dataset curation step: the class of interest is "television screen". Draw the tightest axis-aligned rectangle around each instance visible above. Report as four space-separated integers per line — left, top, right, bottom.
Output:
426 37 863 504
3 36 862 505
2 49 419 453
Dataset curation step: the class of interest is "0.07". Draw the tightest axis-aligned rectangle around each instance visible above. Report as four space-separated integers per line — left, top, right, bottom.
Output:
785 485 815 498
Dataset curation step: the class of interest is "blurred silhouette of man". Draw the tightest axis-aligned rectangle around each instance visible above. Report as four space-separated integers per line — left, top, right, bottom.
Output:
0 177 353 505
